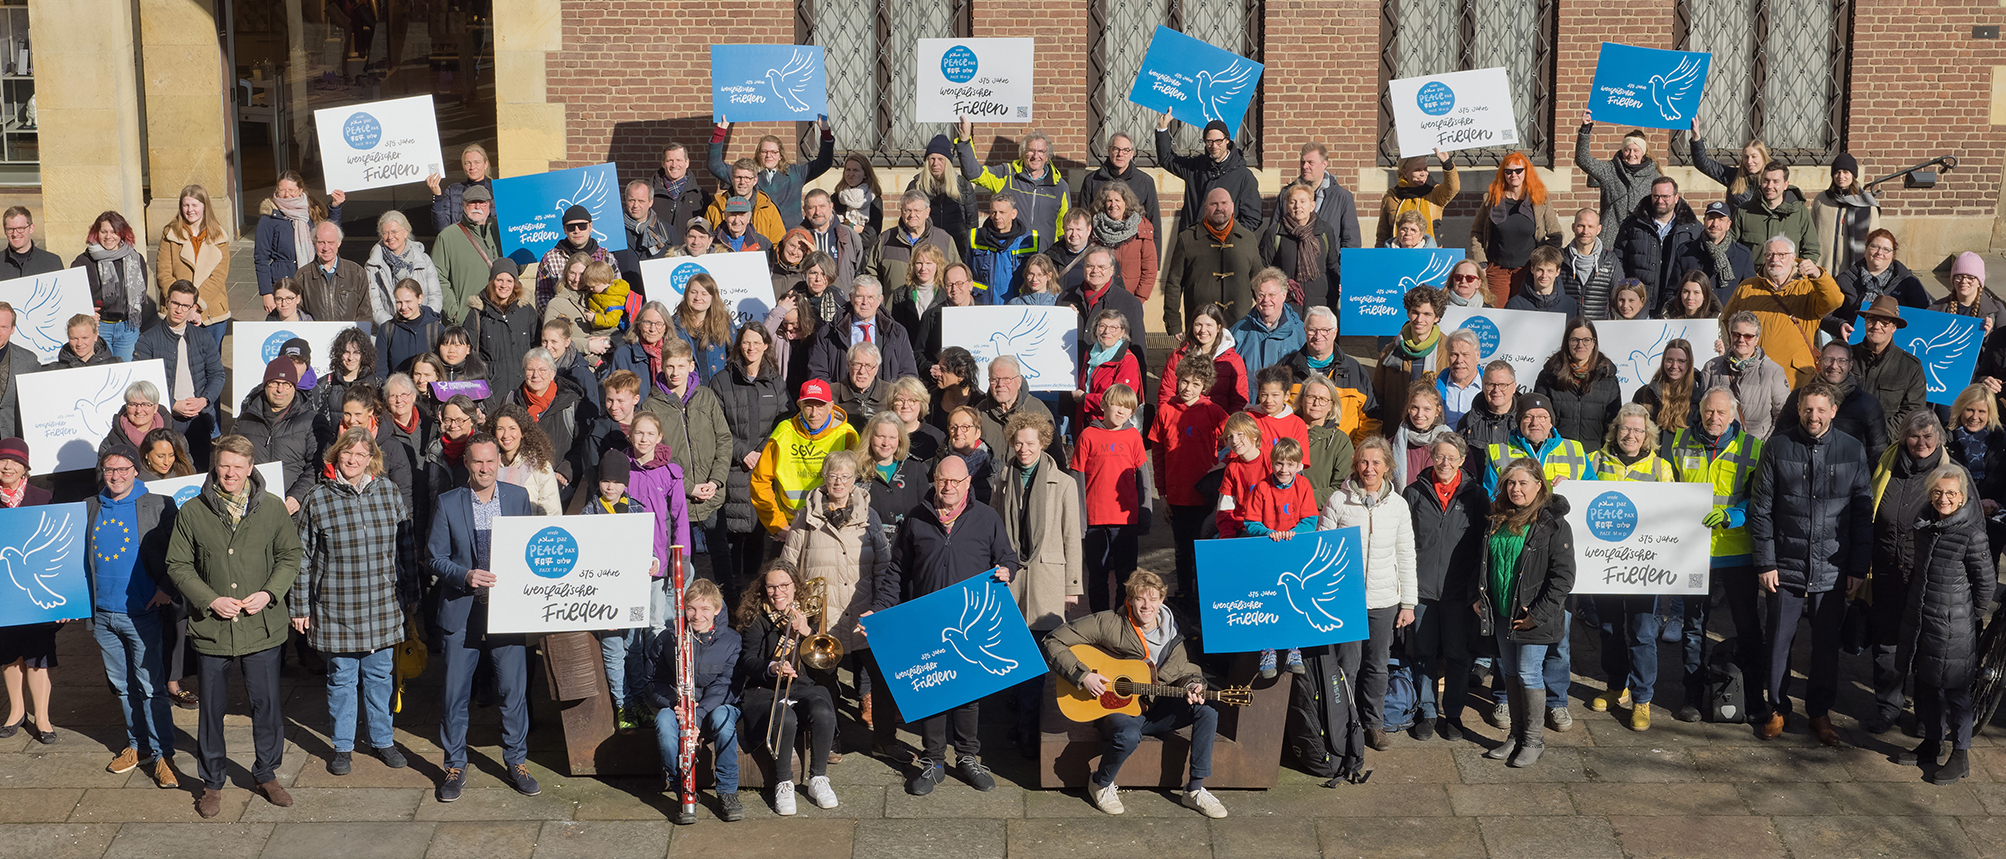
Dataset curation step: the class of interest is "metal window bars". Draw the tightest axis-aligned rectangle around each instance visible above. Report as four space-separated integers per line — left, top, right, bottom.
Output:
1089 0 1265 167
797 0 971 166
1676 0 1849 166
1377 0 1556 166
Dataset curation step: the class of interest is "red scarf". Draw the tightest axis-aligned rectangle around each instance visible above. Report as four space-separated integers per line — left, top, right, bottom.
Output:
1430 469 1462 510
521 382 557 420
392 408 420 434
440 432 469 464
642 339 664 384
0 480 22 508
1204 218 1234 243
935 493 970 532
118 409 165 447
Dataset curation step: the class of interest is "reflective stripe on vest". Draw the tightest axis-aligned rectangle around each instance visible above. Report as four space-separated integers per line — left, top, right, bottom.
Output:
768 420 850 511
1488 439 1590 482
1589 452 1674 482
1669 428 1760 507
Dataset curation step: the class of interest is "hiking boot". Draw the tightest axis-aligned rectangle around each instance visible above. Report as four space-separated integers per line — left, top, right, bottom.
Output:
1590 688 1630 712
151 756 179 789
718 790 745 822
1630 703 1651 732
328 751 352 775
1932 749 1970 785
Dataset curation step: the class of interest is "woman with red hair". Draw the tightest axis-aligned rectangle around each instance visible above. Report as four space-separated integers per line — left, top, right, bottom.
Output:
1468 153 1563 306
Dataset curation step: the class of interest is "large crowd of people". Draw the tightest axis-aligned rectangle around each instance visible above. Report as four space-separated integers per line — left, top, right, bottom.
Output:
0 105 2001 826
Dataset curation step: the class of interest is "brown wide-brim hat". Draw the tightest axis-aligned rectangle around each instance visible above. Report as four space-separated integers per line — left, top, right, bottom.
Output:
1859 294 1908 328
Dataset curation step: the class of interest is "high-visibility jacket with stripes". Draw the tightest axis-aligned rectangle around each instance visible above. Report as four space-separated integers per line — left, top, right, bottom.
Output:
1666 427 1763 560
1588 450 1677 482
749 409 861 535
1484 432 1594 495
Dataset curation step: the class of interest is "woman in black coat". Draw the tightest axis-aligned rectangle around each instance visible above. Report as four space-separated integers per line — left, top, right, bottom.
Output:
1866 411 1946 735
705 325 789 602
1258 184 1342 309
464 264 540 403
1533 318 1623 447
1402 433 1487 742
860 411 927 544
1894 462 1996 784
1476 459 1574 770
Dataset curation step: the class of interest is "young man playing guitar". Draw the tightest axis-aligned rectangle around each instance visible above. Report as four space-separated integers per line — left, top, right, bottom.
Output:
1042 570 1228 819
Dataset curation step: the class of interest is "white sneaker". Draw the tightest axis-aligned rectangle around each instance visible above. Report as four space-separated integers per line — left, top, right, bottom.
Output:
773 780 797 816
1182 787 1227 819
1090 782 1125 815
806 775 838 809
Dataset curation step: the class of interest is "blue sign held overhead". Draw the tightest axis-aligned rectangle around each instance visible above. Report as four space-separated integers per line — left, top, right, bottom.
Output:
1124 27 1264 138
1338 248 1464 337
0 503 91 628
710 45 828 123
491 163 627 266
865 575 1047 721
1847 301 1984 406
1588 43 1711 131
1196 528 1368 653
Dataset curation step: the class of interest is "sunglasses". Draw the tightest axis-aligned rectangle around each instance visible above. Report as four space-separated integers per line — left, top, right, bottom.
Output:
565 223 591 232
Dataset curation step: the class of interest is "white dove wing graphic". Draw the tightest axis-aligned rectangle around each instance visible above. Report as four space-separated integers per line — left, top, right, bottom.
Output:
3 512 75 610
1277 538 1351 633
986 312 1051 381
1910 321 1980 393
15 276 69 359
557 170 615 244
941 583 1020 676
1195 59 1254 126
75 371 130 438
1649 55 1704 122
766 49 817 114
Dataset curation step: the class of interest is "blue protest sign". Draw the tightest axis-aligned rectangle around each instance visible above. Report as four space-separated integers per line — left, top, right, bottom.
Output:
865 575 1047 720
1588 43 1711 131
1847 302 1983 406
491 163 627 266
1124 27 1263 137
0 503 90 628
711 45 827 123
1196 528 1367 653
1338 248 1464 337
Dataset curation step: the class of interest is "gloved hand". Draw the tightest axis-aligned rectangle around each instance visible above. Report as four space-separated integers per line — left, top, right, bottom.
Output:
1701 508 1726 528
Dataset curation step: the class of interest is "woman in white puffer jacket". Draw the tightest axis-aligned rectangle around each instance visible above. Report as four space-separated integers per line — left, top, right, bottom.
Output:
1316 435 1419 752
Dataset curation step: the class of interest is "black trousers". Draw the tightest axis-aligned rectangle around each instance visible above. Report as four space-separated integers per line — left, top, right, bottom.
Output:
1083 525 1140 614
742 683 837 781
920 700 981 762
1916 681 1975 749
1766 588 1847 718
195 645 285 790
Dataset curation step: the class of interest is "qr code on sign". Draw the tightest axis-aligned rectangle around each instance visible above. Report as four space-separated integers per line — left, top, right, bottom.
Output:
1016 106 1028 118
1687 574 1705 590
629 606 647 622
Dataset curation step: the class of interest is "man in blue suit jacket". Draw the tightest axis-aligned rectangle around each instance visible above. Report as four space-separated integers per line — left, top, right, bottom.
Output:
427 434 541 803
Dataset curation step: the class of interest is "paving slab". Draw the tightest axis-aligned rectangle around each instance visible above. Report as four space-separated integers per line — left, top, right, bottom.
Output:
409 787 577 822
1003 818 1213 859
1608 815 1788 859
238 787 426 822
100 822 276 859
531 821 671 859
1773 815 1982 859
423 821 541 859
1478 815 1623 859
1447 782 1576 816
0 787 82 822
1568 780 1747 816
667 819 853 858
258 822 439 859
0 823 120 859
1577 746 1701 783
69 785 255 823
1450 747 1588 783
851 818 1006 859
1316 816 1485 859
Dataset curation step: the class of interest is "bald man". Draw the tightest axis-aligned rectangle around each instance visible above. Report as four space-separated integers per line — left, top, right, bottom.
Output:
1163 187 1264 331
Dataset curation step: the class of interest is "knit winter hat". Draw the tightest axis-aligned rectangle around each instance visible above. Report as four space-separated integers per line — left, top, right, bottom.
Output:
562 204 592 226
262 357 300 387
488 258 519 281
598 450 631 485
1203 120 1231 141
1951 252 1986 287
1831 153 1859 176
925 134 953 160
0 437 28 469
1515 392 1554 424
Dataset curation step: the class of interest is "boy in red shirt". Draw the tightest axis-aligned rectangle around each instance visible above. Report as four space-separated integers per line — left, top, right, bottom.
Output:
1213 412 1269 539
1072 383 1153 614
1237 437 1319 677
1249 365 1310 468
1150 359 1227 592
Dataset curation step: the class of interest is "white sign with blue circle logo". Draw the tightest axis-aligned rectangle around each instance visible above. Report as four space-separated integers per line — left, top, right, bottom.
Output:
488 513 657 634
1557 482 1712 595
149 462 285 509
1439 306 1567 390
228 321 357 416
636 251 775 329
313 94 443 192
1388 68 1517 158
916 38 1035 124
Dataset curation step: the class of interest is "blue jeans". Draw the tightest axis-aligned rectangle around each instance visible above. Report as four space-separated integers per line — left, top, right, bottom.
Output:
1093 697 1217 788
1493 608 1572 707
1494 629 1551 692
1595 595 1660 704
100 318 139 361
598 629 647 709
655 703 741 793
325 648 395 753
91 609 173 759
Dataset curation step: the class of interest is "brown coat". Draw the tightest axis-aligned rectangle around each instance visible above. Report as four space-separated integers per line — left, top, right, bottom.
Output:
157 222 231 324
779 485 893 655
1722 268 1845 387
989 453 1083 631
295 259 373 324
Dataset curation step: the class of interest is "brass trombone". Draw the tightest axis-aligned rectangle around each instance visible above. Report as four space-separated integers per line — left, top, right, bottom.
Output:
765 578 832 755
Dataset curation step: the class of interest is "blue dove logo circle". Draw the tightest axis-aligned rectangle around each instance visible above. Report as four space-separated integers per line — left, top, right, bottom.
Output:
1459 316 1501 358
1416 81 1455 116
342 112 383 150
941 46 978 83
524 527 580 579
1585 491 1639 542
260 331 296 365
173 485 200 507
668 262 704 299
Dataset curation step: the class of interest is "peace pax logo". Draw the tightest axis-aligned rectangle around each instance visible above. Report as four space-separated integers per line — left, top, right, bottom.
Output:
940 45 978 83
261 331 297 365
342 112 383 150
667 262 705 299
1416 81 1455 116
1459 316 1501 358
1585 491 1638 541
524 526 580 579
172 485 201 507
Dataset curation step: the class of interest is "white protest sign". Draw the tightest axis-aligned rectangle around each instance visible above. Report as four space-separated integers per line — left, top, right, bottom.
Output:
0 267 92 365
1598 318 1723 402
915 39 1036 123
488 513 657 634
1388 68 1519 158
17 359 168 475
1557 481 1713 595
637 252 774 329
1439 306 1566 388
229 321 361 414
942 305 1080 393
314 95 445 192
147 462 285 508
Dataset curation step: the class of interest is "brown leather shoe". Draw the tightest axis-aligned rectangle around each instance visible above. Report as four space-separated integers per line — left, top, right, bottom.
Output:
1809 715 1841 747
152 757 180 789
256 780 293 807
1365 728 1393 751
196 788 222 819
1759 712 1786 740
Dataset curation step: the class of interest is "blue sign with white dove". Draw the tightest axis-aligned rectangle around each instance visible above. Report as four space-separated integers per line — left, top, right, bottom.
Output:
1196 528 1368 653
1588 43 1711 131
944 305 1080 393
1338 248 1464 337
491 162 628 266
0 502 89 628
710 45 827 123
864 574 1046 721
1125 27 1264 138
1847 302 1983 406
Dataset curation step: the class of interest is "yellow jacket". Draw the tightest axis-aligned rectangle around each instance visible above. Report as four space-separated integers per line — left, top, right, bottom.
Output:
749 407 860 535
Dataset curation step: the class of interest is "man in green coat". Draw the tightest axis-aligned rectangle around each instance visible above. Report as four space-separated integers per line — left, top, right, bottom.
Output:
164 435 304 819
433 184 503 326
1731 161 1820 266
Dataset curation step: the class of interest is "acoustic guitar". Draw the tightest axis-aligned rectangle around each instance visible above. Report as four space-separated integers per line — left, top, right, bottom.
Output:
1054 644 1254 722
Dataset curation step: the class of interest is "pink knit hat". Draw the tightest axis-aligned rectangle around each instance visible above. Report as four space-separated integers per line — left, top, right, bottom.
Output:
1951 252 1986 287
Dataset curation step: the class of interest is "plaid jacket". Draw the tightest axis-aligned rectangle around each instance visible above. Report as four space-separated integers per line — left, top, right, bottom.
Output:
288 472 420 653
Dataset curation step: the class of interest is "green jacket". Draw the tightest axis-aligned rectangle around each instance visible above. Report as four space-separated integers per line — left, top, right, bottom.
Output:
432 217 504 326
1731 190 1820 265
640 383 735 523
163 470 305 657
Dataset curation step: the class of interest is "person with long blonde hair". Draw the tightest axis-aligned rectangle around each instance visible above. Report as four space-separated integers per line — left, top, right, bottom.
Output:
673 272 736 381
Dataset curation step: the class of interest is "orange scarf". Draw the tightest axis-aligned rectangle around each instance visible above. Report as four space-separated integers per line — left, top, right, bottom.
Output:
522 382 557 420
1204 219 1234 243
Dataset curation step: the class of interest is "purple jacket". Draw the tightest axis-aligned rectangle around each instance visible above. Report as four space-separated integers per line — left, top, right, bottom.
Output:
625 449 692 576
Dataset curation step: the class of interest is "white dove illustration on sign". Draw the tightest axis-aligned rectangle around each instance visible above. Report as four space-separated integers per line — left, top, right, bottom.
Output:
1277 538 1352 633
3 511 75 610
1649 55 1705 122
1195 59 1255 127
558 169 615 244
1621 325 1677 391
75 369 137 438
766 49 817 115
1910 320 1981 394
1400 254 1458 295
940 581 1019 676
14 275 71 360
984 311 1053 384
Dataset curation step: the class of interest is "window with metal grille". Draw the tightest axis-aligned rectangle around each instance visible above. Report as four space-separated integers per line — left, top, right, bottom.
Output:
1089 0 1264 166
1676 0 1848 165
797 0 971 166
1377 0 1556 166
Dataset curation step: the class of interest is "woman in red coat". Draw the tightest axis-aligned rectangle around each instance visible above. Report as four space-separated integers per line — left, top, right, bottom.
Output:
1157 304 1248 413
1076 308 1143 425
1091 182 1158 300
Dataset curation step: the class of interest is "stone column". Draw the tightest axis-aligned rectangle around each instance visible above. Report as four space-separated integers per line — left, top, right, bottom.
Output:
138 0 235 239
492 0 564 178
29 0 145 260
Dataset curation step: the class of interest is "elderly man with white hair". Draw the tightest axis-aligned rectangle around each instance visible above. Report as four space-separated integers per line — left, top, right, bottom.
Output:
976 354 1056 455
834 340 891 428
296 219 371 324
1722 234 1843 386
1664 385 1768 724
1436 329 1485 426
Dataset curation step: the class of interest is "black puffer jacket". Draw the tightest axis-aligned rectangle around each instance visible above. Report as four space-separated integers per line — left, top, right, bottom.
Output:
705 360 788 534
1475 494 1575 646
1614 199 1704 305
1533 356 1623 447
235 391 326 503
1898 498 1995 689
1869 444 1945 642
1750 423 1873 594
1403 470 1486 603
865 454 928 544
1458 403 1518 480
1778 376 1889 464
465 296 539 403
507 375 593 487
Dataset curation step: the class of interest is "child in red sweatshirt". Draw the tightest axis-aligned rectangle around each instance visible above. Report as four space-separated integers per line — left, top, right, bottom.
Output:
1213 412 1270 539
1249 365 1310 468
1238 437 1319 678
1072 383 1152 614
1150 358 1227 589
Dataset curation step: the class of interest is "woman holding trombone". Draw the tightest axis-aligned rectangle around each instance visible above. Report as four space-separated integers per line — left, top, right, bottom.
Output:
734 559 841 816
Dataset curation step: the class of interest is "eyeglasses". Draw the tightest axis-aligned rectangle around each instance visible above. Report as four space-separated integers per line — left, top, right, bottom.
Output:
1730 332 1760 340
1930 489 1966 500
1566 337 1596 345
1451 274 1480 283
1502 167 1525 175
101 465 136 475
1108 146 1135 155
825 474 856 485
934 475 970 486
1203 137 1229 145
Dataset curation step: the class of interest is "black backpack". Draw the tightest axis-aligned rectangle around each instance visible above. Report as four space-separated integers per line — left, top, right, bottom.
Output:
1284 646 1368 786
1707 637 1747 724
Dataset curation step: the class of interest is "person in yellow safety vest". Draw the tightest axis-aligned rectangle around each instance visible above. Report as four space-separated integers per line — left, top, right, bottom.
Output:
1584 404 1678 732
749 378 861 537
1481 391 1593 732
1664 386 1765 724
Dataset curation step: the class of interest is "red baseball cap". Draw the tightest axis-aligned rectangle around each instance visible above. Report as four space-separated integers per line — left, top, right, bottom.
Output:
798 379 833 404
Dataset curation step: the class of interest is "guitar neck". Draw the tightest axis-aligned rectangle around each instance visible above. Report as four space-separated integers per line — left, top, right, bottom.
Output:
1111 679 1217 701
